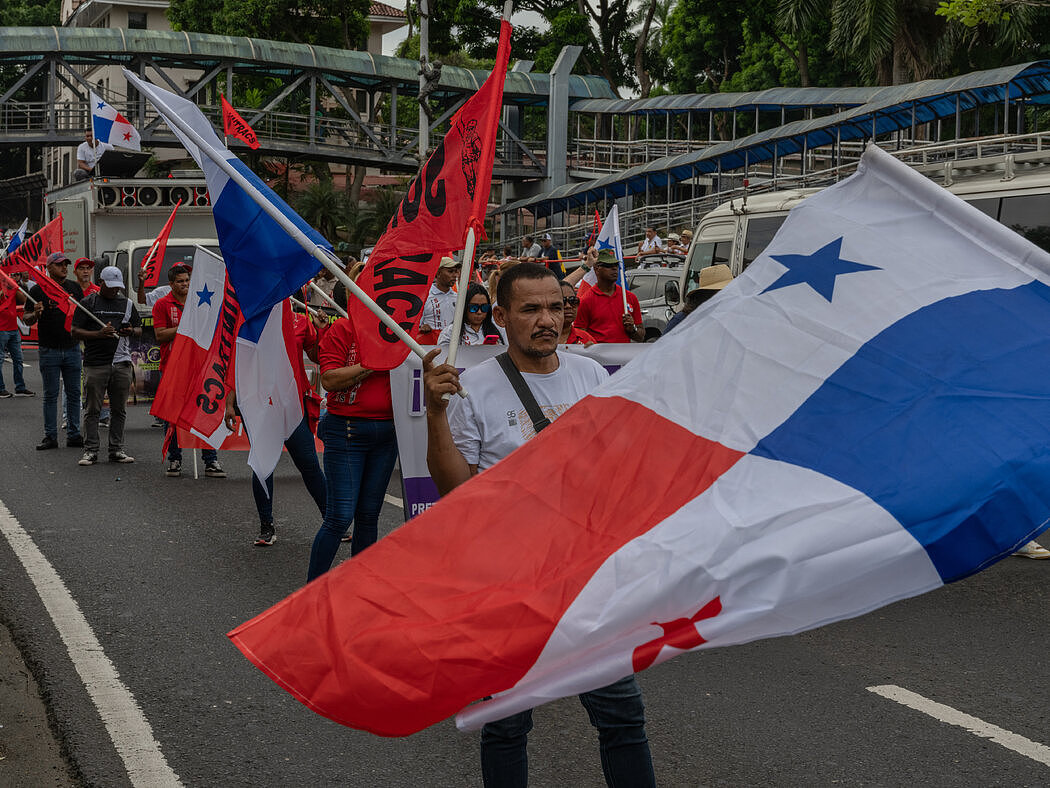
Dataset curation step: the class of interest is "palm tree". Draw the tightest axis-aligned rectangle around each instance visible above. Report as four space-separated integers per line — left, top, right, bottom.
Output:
295 180 347 242
779 0 946 84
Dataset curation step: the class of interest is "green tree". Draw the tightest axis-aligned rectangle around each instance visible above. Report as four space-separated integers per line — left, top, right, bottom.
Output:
168 0 369 50
0 0 59 25
295 180 347 240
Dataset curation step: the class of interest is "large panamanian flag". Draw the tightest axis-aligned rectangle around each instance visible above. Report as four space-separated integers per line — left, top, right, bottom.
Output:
229 144 1050 737
122 69 330 322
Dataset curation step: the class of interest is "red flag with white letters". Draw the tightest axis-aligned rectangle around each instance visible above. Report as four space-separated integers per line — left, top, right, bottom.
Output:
347 18 512 371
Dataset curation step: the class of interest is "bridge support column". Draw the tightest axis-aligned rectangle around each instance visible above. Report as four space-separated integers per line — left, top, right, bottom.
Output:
541 46 582 229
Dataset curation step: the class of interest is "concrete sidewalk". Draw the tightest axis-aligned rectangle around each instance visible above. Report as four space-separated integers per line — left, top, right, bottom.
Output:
0 621 76 787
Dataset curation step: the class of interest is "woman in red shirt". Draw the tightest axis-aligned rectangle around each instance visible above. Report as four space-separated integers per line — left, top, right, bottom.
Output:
558 280 595 346
306 315 398 580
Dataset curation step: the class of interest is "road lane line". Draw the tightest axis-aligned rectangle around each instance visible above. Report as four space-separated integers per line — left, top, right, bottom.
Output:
0 497 183 786
384 493 403 508
868 684 1050 766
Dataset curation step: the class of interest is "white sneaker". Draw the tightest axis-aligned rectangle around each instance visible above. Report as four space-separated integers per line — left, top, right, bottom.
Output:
1013 541 1050 559
78 452 97 466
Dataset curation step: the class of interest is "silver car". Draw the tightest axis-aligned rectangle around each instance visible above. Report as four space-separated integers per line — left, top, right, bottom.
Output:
625 267 682 341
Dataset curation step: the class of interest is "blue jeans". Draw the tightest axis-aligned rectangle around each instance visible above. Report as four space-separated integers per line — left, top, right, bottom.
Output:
251 413 327 525
480 675 654 788
0 330 26 391
39 347 82 441
307 414 398 581
166 423 217 464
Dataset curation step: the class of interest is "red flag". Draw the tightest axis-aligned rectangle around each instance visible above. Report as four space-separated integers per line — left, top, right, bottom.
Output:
151 250 243 447
139 200 182 288
1 215 63 275
221 96 260 150
587 209 601 248
31 267 79 332
347 18 512 371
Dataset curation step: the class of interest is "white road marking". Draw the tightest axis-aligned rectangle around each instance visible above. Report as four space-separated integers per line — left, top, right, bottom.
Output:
0 497 182 786
384 493 403 508
868 684 1050 767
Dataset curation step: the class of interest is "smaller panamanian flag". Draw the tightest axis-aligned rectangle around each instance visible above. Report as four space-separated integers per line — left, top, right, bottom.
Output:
90 90 141 151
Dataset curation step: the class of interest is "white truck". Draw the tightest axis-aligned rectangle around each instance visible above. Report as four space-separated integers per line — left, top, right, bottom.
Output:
44 176 221 398
668 139 1050 310
46 175 219 292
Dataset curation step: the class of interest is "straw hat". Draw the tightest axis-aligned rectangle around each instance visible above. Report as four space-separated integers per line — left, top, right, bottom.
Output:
698 264 732 290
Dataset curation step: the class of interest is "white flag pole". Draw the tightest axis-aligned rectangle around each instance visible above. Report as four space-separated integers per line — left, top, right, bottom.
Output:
123 69 428 363
444 226 478 368
306 281 349 319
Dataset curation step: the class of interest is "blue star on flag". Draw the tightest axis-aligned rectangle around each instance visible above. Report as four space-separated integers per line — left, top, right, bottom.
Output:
762 237 880 302
596 238 616 252
96 101 106 110
196 284 215 306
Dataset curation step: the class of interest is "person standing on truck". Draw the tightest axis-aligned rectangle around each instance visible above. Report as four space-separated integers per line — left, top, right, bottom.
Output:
574 249 644 343
23 253 84 450
71 266 142 466
74 130 113 182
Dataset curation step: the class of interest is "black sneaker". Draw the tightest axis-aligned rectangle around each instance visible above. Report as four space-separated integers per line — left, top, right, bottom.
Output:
204 461 226 478
254 523 276 546
67 435 84 448
78 451 98 466
108 451 135 464
36 436 58 450
13 388 34 397
98 416 110 428
0 390 12 399
166 460 182 477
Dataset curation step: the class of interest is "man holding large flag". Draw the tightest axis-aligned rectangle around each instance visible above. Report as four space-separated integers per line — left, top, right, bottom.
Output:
423 262 656 787
151 263 225 478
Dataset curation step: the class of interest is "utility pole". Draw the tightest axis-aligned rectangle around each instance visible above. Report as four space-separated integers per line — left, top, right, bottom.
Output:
419 0 429 159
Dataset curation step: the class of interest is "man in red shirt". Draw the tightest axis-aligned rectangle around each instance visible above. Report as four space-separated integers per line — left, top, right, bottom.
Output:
0 270 32 398
574 249 644 343
74 258 100 298
152 264 226 479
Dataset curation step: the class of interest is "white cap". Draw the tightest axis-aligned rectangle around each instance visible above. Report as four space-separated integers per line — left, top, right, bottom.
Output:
100 265 125 288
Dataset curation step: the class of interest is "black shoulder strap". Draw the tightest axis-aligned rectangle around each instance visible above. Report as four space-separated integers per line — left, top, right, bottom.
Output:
496 352 551 434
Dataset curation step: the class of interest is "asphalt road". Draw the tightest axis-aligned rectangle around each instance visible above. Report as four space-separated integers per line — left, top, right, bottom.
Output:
1 350 1049 786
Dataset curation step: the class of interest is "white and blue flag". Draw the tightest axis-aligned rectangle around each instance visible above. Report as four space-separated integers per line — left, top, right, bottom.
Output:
122 69 330 323
90 91 140 151
5 218 27 255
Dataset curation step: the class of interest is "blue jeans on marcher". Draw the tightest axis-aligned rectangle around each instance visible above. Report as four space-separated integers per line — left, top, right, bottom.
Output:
0 330 26 392
251 413 327 525
480 675 654 788
307 414 398 581
39 347 82 441
166 423 217 464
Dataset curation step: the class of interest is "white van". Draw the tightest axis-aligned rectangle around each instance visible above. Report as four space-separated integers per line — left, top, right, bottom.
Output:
669 151 1050 309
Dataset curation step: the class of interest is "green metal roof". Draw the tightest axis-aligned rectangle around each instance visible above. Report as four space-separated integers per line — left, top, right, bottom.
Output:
0 26 617 104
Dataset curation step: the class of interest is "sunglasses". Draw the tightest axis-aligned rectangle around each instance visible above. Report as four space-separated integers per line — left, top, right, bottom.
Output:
562 296 580 306
595 262 620 269
467 303 491 314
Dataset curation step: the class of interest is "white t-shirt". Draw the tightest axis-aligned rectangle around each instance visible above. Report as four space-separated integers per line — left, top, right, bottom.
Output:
639 234 663 253
422 283 458 332
77 140 113 168
145 285 171 307
447 351 609 471
437 322 507 347
522 243 542 258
